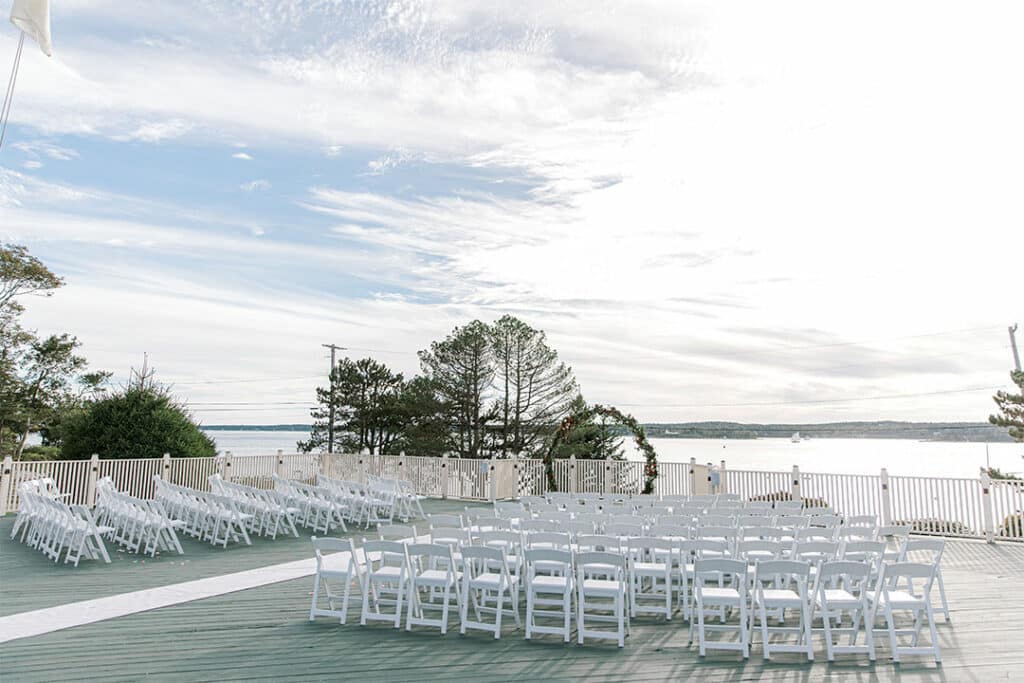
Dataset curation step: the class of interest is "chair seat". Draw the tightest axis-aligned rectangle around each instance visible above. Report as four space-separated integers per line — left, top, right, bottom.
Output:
371 566 404 581
633 561 669 574
872 590 926 609
415 569 457 587
700 587 741 604
757 589 802 606
582 578 622 594
818 588 859 606
530 575 570 591
470 573 518 589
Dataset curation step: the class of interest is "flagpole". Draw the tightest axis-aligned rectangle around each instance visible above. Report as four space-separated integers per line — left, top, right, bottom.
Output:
0 31 26 153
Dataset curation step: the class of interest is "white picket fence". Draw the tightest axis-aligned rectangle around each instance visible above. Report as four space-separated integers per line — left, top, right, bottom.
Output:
1 452 1021 542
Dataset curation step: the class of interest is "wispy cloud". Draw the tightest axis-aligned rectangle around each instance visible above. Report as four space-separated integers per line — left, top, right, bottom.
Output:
232 152 253 160
240 179 271 192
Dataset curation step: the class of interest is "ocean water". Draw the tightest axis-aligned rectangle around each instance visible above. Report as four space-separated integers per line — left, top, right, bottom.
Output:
203 430 1024 479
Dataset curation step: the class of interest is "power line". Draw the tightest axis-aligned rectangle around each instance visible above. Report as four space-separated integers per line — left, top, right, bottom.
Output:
171 375 322 386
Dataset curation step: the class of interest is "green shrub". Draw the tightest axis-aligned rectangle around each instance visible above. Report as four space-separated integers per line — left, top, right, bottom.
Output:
21 445 61 461
59 387 216 459
1002 513 1023 538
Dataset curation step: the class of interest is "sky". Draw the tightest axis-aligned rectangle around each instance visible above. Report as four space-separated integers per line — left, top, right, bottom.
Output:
1 0 1021 426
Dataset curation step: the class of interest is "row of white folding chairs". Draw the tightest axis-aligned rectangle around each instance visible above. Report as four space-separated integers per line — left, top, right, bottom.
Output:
310 536 633 647
95 477 185 556
270 474 349 533
10 483 112 566
309 532 941 659
366 475 426 522
688 556 943 662
153 476 252 547
208 475 301 539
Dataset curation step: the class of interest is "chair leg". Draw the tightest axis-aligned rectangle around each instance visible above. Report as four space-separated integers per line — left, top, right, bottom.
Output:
309 573 321 621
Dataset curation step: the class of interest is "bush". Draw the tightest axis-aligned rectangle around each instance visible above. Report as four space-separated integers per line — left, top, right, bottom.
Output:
892 518 973 536
21 445 61 461
59 387 216 459
1002 513 1023 538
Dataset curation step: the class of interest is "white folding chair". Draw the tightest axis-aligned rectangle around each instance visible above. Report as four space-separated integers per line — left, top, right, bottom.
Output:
691 558 750 658
524 548 574 643
751 560 814 661
626 537 673 620
406 543 461 634
309 537 363 624
576 550 630 647
360 540 409 628
898 538 950 622
869 562 942 663
815 560 876 661
460 545 520 638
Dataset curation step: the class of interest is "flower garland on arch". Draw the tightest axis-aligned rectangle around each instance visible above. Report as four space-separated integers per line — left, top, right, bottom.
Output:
544 403 659 494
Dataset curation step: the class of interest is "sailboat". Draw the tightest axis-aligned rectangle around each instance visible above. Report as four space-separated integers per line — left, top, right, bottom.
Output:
791 432 801 443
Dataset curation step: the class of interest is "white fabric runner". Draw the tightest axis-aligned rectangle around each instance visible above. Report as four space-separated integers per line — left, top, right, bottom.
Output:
0 547 361 643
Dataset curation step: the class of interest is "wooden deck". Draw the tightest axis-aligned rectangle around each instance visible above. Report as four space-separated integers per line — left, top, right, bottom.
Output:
2 500 1023 682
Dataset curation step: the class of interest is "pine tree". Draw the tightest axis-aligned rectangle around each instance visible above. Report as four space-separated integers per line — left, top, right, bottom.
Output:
989 370 1024 442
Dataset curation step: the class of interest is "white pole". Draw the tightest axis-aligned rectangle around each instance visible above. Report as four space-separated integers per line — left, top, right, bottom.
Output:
0 32 26 152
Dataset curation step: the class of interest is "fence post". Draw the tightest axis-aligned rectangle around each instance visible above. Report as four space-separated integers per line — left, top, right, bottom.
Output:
689 457 697 496
879 468 892 526
719 460 728 494
489 460 497 504
85 453 100 506
603 460 610 496
275 449 286 479
981 471 996 544
0 455 13 515
441 454 449 499
162 452 171 484
569 455 577 495
791 465 801 505
223 451 233 483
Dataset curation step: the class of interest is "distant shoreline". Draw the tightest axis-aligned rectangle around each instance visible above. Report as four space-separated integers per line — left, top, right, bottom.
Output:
201 420 1015 443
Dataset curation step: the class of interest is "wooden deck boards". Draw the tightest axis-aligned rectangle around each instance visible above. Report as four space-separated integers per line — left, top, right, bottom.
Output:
2 503 1023 682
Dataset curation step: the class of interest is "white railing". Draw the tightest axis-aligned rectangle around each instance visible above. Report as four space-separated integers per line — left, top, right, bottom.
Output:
1 451 1021 542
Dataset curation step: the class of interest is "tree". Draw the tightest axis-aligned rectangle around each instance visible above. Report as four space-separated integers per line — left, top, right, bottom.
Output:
0 243 64 309
6 334 87 458
59 381 216 459
489 315 577 458
393 375 451 457
299 357 406 454
0 244 104 459
989 370 1024 442
418 321 496 458
548 395 624 460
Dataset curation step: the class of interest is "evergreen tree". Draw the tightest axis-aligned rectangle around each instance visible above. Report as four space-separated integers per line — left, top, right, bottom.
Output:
549 395 625 460
990 370 1024 442
490 315 578 458
299 357 405 454
418 321 496 458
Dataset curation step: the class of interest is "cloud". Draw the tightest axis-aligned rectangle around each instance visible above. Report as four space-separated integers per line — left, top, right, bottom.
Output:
23 161 44 169
232 152 253 160
240 179 271 192
117 119 193 143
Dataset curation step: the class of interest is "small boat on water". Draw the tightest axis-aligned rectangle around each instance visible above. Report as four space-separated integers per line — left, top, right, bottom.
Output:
791 432 801 443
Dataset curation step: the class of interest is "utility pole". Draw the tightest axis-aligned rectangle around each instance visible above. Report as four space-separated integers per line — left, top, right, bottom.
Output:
322 344 346 453
1009 324 1021 372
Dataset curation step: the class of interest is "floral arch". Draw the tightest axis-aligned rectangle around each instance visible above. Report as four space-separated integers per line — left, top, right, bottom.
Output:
544 403 659 494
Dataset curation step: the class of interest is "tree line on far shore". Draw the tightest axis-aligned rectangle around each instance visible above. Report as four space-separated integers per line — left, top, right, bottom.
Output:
298 316 624 461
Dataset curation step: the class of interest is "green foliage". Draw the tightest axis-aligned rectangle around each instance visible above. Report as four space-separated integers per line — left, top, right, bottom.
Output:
549 395 624 461
0 244 106 460
545 402 657 493
298 358 406 454
989 370 1024 442
983 466 1021 481
1002 513 1023 538
59 386 216 459
20 445 61 461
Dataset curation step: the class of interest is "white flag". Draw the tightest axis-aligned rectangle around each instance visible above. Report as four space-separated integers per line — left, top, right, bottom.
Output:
10 0 52 57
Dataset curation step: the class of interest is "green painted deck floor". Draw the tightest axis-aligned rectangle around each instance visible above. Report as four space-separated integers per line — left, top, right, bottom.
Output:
2 501 1023 682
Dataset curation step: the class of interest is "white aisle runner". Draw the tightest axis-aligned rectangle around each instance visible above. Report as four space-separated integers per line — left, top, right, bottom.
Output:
0 547 364 643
